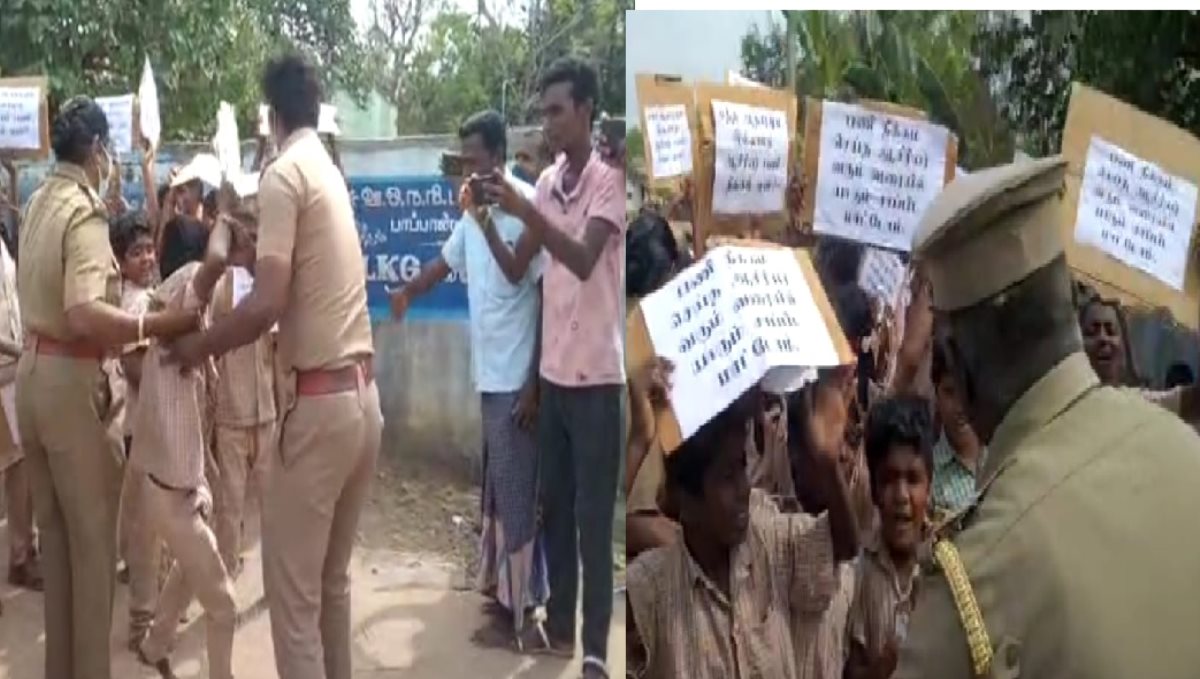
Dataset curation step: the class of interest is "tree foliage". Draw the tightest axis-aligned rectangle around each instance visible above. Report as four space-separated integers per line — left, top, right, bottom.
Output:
975 11 1200 157
0 0 368 140
366 0 629 135
740 11 1014 168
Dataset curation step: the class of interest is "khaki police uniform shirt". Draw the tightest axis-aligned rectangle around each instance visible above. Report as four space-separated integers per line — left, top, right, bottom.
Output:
256 128 373 372
18 163 122 340
895 352 1200 679
211 270 276 426
17 163 125 433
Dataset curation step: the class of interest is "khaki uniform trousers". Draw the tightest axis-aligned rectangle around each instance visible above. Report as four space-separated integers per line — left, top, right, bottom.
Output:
264 377 381 679
213 421 274 573
140 481 236 679
16 352 123 679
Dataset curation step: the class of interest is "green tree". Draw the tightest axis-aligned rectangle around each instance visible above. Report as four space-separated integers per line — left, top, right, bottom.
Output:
0 0 368 140
367 0 628 135
975 11 1200 156
741 11 1014 168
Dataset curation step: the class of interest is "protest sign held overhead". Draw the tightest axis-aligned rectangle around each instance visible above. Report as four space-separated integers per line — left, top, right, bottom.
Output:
213 101 240 178
693 82 797 253
95 94 137 156
318 104 340 136
806 99 954 252
0 77 49 159
139 57 161 149
1059 82 1200 330
630 240 853 451
635 73 697 186
1074 137 1197 292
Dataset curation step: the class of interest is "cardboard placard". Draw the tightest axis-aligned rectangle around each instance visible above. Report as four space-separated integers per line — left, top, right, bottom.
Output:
0 76 49 160
694 82 798 255
1060 82 1200 330
95 94 140 156
635 73 697 192
627 238 854 453
800 97 957 251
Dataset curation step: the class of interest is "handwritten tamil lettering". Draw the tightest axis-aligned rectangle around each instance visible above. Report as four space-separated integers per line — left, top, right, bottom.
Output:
813 101 949 251
96 94 136 156
1074 136 1198 291
644 104 693 179
711 100 789 215
0 87 41 151
640 246 842 441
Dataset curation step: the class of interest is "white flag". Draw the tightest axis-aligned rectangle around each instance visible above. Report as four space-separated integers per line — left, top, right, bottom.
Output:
213 102 240 178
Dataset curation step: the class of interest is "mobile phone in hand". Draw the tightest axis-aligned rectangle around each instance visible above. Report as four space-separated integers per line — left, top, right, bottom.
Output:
469 172 497 206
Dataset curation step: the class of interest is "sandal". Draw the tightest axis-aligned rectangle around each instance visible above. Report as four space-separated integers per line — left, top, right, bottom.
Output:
136 648 178 679
581 656 609 679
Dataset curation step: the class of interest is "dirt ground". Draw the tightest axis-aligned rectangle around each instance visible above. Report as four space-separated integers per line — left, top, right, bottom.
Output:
0 452 627 678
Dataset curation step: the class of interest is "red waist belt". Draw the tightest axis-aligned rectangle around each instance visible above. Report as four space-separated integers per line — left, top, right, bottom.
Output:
295 358 374 396
27 333 104 361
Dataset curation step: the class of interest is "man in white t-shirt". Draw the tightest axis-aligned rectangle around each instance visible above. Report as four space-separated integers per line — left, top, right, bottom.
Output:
391 110 549 649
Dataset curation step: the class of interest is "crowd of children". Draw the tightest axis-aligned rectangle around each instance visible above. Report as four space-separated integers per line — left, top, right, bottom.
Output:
622 206 1200 679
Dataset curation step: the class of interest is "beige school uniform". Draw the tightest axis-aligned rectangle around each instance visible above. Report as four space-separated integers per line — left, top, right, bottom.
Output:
211 268 277 573
129 262 236 679
627 489 837 679
15 162 126 679
0 235 35 567
117 281 160 626
257 127 382 679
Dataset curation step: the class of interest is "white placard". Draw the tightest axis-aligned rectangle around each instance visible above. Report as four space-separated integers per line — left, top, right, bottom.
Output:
644 104 692 179
213 102 240 178
0 87 41 150
318 104 340 136
139 58 161 149
258 104 271 137
96 94 136 156
859 247 906 309
232 266 253 306
640 246 842 441
813 101 950 252
711 100 789 215
1073 136 1198 292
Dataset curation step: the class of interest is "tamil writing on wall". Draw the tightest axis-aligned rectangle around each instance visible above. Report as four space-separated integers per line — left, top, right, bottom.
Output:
711 101 789 215
351 176 467 320
813 101 949 252
1074 136 1199 291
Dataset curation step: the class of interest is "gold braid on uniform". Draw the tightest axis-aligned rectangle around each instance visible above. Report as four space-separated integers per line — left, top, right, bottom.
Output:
933 539 993 677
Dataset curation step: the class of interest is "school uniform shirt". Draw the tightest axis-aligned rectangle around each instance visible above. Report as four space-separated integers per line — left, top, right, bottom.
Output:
120 282 153 438
0 237 20 467
211 269 276 427
129 262 213 490
627 489 837 679
848 533 921 660
441 171 546 394
930 432 979 515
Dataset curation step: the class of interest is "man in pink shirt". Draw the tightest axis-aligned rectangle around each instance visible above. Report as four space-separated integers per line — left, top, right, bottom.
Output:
484 57 624 678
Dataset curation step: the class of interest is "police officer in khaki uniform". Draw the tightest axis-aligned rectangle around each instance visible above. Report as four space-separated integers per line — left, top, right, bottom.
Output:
894 156 1200 679
16 97 200 679
168 55 381 679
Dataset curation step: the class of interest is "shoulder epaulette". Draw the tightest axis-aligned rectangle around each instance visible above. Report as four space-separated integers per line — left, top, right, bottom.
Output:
933 539 993 678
